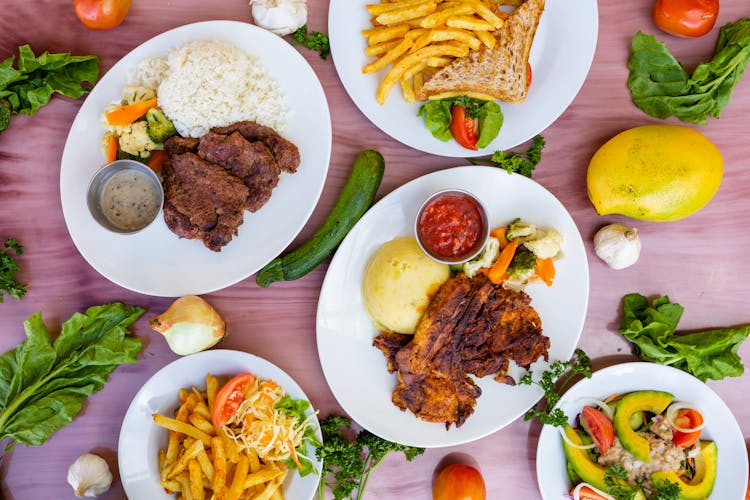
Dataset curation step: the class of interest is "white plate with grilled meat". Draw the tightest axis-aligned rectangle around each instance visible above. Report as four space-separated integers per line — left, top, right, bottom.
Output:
316 166 589 447
60 21 331 296
329 0 597 157
536 362 748 500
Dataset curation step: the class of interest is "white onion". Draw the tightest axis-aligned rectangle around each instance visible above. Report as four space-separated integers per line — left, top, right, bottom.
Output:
575 397 614 421
559 427 597 450
665 402 705 433
572 482 615 500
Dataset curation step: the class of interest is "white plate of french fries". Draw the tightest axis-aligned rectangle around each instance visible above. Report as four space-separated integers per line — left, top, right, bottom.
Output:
118 350 322 500
329 0 598 157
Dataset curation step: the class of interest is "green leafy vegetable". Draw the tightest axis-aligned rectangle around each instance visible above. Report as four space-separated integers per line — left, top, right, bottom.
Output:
275 395 321 476
604 464 641 500
619 293 750 381
519 348 592 427
0 303 143 450
470 134 545 177
651 480 682 500
291 25 330 59
0 238 26 302
627 19 750 124
0 44 99 134
316 415 424 500
418 96 504 146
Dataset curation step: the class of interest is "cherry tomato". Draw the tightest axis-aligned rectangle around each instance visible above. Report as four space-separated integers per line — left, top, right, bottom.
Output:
527 62 533 87
211 372 255 429
653 0 718 38
672 408 703 448
433 464 486 500
570 485 611 500
580 406 615 454
74 0 131 30
449 105 478 150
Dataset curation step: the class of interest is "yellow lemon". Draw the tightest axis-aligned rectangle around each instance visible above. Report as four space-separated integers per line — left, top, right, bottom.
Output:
587 125 723 221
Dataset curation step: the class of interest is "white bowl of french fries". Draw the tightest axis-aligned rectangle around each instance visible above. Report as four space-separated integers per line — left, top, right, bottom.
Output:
118 350 322 500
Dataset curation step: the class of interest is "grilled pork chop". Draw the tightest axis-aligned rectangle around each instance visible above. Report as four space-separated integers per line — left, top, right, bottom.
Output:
373 273 549 428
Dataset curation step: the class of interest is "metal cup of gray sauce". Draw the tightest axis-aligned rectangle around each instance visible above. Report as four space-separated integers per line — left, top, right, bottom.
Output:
87 160 164 234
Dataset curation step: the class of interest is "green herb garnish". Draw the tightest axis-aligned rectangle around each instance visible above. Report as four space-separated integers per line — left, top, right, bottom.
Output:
470 134 545 177
651 480 682 500
519 348 592 427
292 25 330 59
604 465 640 500
316 415 424 500
0 238 26 302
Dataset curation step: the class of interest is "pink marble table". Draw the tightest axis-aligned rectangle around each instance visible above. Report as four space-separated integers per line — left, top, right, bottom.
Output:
1 0 749 498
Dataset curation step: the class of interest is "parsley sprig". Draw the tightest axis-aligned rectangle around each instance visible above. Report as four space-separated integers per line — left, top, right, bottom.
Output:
316 415 424 500
291 25 330 59
605 465 639 500
469 134 546 177
519 348 592 427
0 238 26 302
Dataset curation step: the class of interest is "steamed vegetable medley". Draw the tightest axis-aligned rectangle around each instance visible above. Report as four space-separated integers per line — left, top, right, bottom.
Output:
562 390 716 500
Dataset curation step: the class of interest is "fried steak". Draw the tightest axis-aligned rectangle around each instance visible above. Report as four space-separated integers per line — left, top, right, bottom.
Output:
373 273 549 428
162 122 300 251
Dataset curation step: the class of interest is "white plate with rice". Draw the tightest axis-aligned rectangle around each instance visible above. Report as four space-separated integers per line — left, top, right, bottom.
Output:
60 21 331 296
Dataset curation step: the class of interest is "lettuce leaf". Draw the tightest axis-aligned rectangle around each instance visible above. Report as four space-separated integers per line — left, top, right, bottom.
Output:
0 302 143 450
619 293 750 381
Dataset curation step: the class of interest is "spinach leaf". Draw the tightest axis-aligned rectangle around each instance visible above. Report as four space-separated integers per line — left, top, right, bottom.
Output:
619 293 750 381
627 19 750 124
0 302 143 450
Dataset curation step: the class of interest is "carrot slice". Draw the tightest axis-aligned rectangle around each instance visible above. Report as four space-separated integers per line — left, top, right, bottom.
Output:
535 257 556 286
487 238 518 284
106 134 118 163
147 150 168 174
490 227 508 249
105 97 158 126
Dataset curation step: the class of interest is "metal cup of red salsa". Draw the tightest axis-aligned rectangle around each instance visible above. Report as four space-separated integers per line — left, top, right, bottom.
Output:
415 189 489 265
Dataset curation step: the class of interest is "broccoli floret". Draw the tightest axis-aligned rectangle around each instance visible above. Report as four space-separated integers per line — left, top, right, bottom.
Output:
507 248 537 280
119 121 161 158
506 218 536 241
146 108 177 143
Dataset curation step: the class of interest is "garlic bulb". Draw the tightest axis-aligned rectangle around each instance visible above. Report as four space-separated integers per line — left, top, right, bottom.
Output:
150 295 227 355
67 453 113 497
250 0 308 36
594 223 641 270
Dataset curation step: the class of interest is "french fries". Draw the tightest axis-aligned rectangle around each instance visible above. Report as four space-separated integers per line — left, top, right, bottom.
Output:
362 0 506 103
153 373 289 500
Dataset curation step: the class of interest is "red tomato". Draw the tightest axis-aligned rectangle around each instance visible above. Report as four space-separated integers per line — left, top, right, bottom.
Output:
672 408 703 448
527 62 533 87
570 485 611 500
433 464 486 500
580 406 615 455
211 372 255 429
653 0 718 38
449 105 479 150
74 0 131 30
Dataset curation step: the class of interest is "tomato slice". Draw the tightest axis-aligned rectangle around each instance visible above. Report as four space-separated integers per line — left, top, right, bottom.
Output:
211 372 255 429
580 406 615 455
433 464 486 500
653 0 718 38
672 408 703 448
449 105 479 150
527 62 533 87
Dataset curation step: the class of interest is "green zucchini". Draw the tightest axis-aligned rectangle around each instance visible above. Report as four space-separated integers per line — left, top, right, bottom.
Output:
255 149 385 287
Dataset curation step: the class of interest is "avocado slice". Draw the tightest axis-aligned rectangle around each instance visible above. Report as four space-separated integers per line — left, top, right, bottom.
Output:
613 390 674 463
651 441 718 500
609 399 645 430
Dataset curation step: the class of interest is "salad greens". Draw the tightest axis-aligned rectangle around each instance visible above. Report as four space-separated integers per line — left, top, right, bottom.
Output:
470 134 545 177
0 238 26 302
291 25 330 59
0 303 143 450
0 44 99 134
315 415 424 500
520 348 592 427
275 395 321 476
418 96 503 148
619 293 750 381
627 19 750 124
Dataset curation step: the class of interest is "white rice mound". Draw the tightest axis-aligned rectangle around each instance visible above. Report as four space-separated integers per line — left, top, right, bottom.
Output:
129 40 289 138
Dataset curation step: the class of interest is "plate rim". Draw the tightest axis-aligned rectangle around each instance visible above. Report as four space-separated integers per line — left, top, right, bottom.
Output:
534 361 749 500
316 165 590 447
59 20 332 297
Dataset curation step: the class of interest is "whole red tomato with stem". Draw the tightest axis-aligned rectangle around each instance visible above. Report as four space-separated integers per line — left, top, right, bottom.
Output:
653 0 719 38
74 0 131 30
433 464 486 500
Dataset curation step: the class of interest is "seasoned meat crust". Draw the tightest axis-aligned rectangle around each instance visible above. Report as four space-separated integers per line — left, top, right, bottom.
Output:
373 273 549 428
161 121 299 251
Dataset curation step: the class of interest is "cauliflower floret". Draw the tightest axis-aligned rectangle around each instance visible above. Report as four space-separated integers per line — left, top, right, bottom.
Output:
121 85 156 105
463 237 500 278
523 228 563 259
506 218 537 241
118 121 161 158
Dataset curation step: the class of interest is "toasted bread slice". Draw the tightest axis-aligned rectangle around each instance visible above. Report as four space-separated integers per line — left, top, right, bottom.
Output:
416 0 545 103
